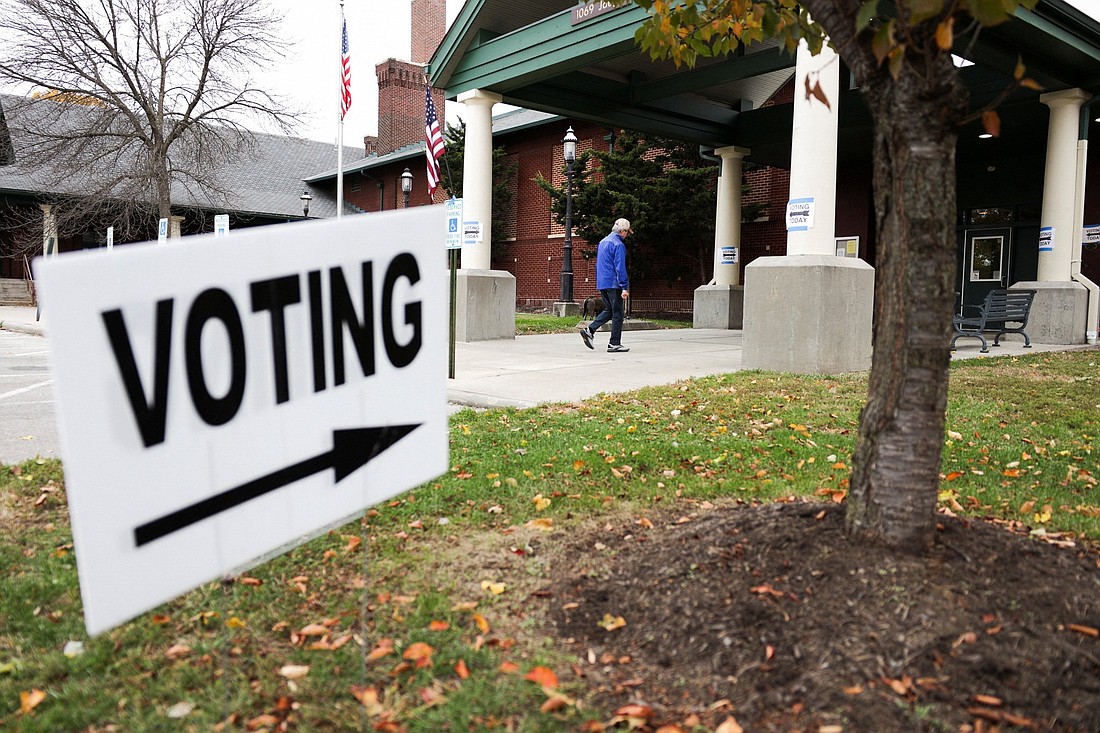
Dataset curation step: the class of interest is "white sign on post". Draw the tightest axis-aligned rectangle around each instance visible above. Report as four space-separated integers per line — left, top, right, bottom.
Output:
158 218 168 244
214 214 230 238
445 198 462 250
35 208 449 636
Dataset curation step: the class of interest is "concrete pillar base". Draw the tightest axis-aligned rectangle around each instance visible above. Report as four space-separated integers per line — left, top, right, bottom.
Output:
553 301 580 318
455 269 516 342
693 284 744 329
1011 281 1088 344
743 255 874 374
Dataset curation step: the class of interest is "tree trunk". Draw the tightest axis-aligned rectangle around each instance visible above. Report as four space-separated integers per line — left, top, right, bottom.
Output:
845 66 968 552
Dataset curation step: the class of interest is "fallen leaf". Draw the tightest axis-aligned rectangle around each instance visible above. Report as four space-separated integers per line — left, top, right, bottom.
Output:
972 694 1003 706
499 661 520 673
351 685 384 716
455 659 470 679
480 580 506 595
402 642 435 667
715 716 744 733
246 713 279 728
367 638 394 661
19 689 46 715
165 644 192 660
279 664 310 679
1068 623 1099 638
524 665 559 689
526 517 554 532
428 620 450 631
598 613 627 631
299 623 329 636
944 471 964 481
166 701 194 718
472 613 490 634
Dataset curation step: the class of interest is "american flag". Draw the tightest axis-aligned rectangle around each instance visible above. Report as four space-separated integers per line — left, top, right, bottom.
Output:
424 85 445 195
340 19 351 120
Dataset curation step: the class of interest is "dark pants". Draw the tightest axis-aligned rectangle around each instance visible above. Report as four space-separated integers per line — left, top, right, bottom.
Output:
588 288 625 346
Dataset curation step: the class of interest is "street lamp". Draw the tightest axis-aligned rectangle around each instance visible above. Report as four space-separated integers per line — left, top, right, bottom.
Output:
561 126 578 303
401 167 413 208
299 190 312 217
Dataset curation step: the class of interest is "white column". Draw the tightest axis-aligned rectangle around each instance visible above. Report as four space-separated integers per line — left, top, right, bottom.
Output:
39 204 57 257
457 89 501 270
786 40 840 256
713 146 750 286
168 215 184 239
1038 88 1089 281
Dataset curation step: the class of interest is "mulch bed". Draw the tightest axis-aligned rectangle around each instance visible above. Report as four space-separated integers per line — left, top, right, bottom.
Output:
543 502 1100 731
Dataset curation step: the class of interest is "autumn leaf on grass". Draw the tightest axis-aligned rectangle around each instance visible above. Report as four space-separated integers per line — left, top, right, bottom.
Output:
455 659 470 679
526 517 554 532
428 620 450 631
472 613 490 634
367 638 395 661
750 584 785 598
402 642 435 668
279 664 310 679
19 689 46 715
532 494 551 511
165 644 192 660
598 613 627 631
524 666 559 689
480 580 506 595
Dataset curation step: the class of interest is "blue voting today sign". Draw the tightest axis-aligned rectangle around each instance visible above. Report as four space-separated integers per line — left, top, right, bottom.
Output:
35 207 449 635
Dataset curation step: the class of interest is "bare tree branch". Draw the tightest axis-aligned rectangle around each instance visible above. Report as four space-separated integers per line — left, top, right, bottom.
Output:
0 0 302 239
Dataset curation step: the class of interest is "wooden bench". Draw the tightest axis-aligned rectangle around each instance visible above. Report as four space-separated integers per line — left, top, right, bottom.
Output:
951 289 1036 353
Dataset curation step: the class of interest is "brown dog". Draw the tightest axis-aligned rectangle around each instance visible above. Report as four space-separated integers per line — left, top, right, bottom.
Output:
580 295 603 319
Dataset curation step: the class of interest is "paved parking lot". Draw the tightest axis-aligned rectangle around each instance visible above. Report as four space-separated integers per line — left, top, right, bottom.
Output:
0 329 60 464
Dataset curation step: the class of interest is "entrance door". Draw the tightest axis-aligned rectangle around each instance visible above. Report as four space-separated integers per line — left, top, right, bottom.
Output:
960 228 1011 311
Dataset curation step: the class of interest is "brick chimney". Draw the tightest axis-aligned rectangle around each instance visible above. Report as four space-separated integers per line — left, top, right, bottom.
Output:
411 0 446 65
363 0 447 157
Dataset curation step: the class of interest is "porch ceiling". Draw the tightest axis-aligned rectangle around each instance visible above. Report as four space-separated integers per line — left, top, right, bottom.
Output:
431 1 1100 166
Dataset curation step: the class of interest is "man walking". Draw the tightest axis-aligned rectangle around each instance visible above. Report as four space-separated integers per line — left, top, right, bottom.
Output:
580 218 631 353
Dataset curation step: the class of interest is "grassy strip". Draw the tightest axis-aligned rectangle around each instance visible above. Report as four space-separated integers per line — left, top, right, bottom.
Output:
0 350 1096 731
515 312 690 335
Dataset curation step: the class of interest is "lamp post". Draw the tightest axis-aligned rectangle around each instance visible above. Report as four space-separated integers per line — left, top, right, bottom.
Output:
401 167 413 209
300 191 312 217
561 126 577 304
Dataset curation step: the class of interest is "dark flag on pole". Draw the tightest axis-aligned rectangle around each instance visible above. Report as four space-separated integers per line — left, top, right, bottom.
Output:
424 86 445 195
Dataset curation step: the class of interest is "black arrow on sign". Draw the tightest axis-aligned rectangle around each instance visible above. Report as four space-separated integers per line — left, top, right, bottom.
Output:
133 424 421 547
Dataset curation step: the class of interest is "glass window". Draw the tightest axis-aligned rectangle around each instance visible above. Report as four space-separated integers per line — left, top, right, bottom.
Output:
967 207 1014 225
970 236 1003 281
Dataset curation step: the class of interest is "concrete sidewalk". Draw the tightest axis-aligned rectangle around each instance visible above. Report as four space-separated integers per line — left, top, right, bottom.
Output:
5 304 1093 413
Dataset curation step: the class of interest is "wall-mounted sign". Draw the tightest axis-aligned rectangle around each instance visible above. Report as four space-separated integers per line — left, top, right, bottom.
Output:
463 220 482 245
786 197 815 232
1083 224 1100 246
571 0 618 25
720 246 738 264
1039 226 1054 252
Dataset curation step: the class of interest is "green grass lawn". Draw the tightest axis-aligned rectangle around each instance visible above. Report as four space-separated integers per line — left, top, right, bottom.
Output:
1 350 1096 731
514 311 690 335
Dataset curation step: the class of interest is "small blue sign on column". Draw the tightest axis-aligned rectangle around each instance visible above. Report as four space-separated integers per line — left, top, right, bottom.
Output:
1039 226 1054 252
721 246 738 264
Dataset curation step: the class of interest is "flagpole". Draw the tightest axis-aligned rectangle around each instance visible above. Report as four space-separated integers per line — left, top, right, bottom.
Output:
336 0 347 219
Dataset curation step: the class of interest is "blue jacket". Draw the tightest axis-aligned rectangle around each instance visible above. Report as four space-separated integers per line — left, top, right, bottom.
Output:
595 231 629 290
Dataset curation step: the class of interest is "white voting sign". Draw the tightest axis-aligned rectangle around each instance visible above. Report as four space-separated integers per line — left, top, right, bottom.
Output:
35 207 448 635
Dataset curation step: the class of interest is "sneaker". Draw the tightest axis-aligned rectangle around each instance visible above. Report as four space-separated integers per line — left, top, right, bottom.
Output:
579 328 594 350
607 344 629 353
